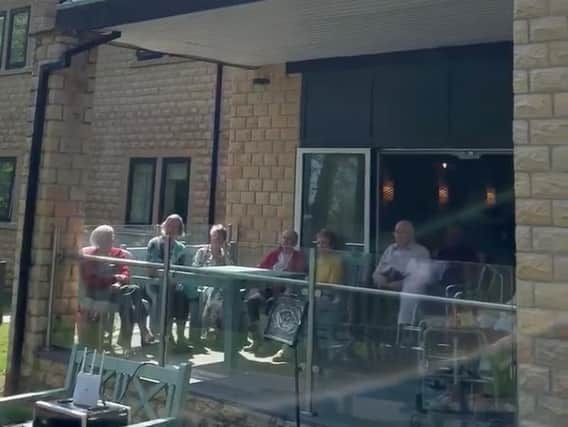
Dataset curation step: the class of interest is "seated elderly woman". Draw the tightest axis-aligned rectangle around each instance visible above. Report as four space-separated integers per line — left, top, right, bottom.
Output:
193 224 233 343
79 225 153 351
146 214 193 350
246 230 306 355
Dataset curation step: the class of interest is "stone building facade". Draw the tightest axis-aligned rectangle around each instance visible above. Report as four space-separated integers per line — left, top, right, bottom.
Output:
2 0 568 425
0 0 36 290
87 46 233 232
513 0 568 425
224 65 300 246
0 20 240 292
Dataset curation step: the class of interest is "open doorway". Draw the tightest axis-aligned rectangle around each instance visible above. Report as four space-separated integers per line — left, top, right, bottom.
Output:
378 153 515 266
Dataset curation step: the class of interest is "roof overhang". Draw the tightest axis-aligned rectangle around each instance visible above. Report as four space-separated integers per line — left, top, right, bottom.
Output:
56 0 513 68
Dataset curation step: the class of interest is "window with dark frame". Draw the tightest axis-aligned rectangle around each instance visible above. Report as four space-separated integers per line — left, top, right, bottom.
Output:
6 7 30 69
125 158 156 225
0 13 6 69
159 158 191 224
0 158 16 222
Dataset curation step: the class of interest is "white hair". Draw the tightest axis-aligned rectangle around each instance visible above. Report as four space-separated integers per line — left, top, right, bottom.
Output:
89 225 115 248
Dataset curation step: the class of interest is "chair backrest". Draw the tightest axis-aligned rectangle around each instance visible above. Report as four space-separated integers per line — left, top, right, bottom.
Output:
182 244 207 266
65 346 191 421
342 253 372 287
126 247 148 261
422 327 487 366
125 245 208 266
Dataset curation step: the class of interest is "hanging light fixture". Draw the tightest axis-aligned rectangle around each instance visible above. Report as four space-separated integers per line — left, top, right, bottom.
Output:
438 181 449 206
382 178 395 203
486 186 497 207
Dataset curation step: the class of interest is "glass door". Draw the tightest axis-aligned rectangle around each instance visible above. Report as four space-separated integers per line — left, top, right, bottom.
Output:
378 152 514 265
295 149 370 252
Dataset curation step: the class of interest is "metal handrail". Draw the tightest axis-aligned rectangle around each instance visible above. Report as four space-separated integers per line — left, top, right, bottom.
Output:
317 282 516 312
78 253 516 311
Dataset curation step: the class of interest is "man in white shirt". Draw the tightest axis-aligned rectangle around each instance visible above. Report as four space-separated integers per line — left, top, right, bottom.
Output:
373 221 430 289
373 220 431 325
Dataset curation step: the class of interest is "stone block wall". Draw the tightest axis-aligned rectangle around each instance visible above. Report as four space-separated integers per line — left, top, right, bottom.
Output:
0 72 29 292
514 0 568 425
6 0 98 384
225 65 301 247
87 45 232 237
0 0 38 292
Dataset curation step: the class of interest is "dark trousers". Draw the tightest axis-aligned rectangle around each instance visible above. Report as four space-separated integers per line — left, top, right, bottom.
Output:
116 285 150 346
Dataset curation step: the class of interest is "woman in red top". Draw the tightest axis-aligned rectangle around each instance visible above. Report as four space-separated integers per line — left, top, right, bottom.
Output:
79 225 153 350
245 230 306 354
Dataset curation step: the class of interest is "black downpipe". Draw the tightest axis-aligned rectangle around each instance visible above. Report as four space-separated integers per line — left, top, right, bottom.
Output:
7 31 120 394
208 63 224 226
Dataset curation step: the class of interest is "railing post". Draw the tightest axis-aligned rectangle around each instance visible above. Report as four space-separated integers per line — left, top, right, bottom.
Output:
45 225 60 349
303 247 317 415
158 236 171 366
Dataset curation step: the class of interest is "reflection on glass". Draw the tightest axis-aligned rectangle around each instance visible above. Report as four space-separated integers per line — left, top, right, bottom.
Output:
160 159 190 223
0 158 15 221
7 10 29 68
0 15 5 67
48 237 517 427
301 153 365 248
126 159 155 224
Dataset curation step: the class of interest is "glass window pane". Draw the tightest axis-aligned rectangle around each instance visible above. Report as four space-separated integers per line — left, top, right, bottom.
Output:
0 14 6 68
7 9 29 68
301 153 365 248
160 159 190 223
0 158 16 221
126 159 155 224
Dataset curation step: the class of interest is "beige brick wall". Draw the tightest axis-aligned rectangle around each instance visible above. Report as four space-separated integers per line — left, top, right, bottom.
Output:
0 71 29 290
514 1 568 425
225 65 300 246
87 46 232 238
0 0 43 291
7 24 97 388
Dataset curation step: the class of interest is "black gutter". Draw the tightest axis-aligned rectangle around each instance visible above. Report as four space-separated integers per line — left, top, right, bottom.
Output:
6 31 121 395
208 63 224 226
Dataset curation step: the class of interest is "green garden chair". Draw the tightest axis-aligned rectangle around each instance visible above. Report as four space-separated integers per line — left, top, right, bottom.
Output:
0 346 191 426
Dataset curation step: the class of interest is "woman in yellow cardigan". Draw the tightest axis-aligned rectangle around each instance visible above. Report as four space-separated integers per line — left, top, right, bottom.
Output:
272 229 343 363
315 228 343 284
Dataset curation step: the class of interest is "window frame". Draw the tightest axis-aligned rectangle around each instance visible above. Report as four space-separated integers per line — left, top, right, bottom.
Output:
6 6 30 70
125 158 157 225
158 157 191 224
0 157 17 222
0 12 7 69
294 148 371 252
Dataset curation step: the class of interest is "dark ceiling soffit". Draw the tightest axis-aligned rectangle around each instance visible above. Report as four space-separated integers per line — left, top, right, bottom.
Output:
286 41 513 74
56 0 262 32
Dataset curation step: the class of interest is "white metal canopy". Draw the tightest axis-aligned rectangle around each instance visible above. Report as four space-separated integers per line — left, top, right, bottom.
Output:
88 0 513 67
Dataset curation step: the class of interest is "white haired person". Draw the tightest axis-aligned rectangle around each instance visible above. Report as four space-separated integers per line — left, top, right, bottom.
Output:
193 224 233 343
79 225 153 351
146 214 192 350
